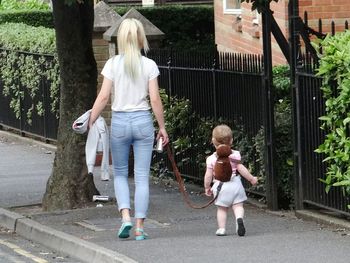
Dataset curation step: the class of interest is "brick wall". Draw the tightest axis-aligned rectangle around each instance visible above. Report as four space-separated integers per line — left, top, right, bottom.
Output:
214 0 350 65
214 0 289 64
299 0 350 32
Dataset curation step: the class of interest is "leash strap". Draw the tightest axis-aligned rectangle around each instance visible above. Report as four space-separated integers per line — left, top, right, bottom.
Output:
165 144 222 209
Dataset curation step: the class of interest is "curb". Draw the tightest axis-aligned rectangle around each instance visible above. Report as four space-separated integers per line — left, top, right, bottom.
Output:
0 208 137 263
0 129 57 152
0 208 25 231
295 209 350 230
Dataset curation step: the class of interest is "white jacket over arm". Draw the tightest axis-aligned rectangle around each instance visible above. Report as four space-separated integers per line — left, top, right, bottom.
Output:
72 110 110 181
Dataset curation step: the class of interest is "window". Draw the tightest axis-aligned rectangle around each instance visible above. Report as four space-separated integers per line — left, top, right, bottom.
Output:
223 0 241 15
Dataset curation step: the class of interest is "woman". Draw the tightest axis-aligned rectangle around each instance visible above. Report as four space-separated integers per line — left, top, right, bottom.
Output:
89 18 169 241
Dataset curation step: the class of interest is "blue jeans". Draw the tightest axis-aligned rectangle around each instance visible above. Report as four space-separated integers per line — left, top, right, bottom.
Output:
110 110 154 219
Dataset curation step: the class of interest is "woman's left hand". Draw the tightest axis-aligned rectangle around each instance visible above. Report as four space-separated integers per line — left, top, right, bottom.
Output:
157 128 169 146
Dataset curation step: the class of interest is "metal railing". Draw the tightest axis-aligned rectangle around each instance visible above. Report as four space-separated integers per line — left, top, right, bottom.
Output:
147 49 265 192
291 8 350 215
294 55 350 215
148 49 264 137
0 47 265 195
0 49 58 141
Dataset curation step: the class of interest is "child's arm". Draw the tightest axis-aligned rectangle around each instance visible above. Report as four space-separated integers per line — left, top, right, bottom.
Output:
204 168 214 196
237 163 258 185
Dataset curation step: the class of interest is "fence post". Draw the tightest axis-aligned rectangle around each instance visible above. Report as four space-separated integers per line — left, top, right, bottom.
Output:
42 58 48 140
167 47 172 104
18 53 25 136
262 3 278 210
289 0 304 210
212 48 218 121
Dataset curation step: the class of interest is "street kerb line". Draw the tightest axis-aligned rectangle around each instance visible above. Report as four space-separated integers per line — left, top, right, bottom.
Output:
15 217 137 263
0 239 48 263
0 208 137 263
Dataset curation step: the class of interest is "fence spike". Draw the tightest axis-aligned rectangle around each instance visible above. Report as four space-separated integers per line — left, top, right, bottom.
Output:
304 11 308 26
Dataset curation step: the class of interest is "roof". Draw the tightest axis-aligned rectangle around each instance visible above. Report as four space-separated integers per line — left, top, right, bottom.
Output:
103 8 164 42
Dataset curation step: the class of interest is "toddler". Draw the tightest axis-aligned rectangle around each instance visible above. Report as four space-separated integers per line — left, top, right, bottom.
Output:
204 124 258 236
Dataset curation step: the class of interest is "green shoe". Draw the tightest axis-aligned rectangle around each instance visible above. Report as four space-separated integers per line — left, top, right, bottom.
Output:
135 228 149 241
118 221 133 238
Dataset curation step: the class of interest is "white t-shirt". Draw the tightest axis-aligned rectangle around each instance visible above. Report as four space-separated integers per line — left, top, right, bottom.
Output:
101 55 160 112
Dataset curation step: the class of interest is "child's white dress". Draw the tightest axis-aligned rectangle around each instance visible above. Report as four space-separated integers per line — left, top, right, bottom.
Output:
206 150 247 207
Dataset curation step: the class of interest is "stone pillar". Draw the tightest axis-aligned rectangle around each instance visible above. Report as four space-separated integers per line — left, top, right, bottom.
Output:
103 8 165 58
93 1 121 123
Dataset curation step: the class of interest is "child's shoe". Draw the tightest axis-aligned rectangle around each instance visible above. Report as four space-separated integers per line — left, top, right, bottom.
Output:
236 218 246 237
215 228 226 236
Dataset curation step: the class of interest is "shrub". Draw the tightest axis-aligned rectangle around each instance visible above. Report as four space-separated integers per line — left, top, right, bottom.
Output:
0 10 53 27
272 65 290 102
0 22 55 53
0 23 59 122
315 31 350 202
250 101 293 209
0 4 215 50
0 0 50 10
0 0 52 27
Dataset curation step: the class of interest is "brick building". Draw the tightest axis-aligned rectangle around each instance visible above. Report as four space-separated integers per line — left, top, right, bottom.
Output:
214 0 350 64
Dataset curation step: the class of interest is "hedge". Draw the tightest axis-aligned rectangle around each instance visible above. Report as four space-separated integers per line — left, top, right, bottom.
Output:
0 10 53 27
0 5 215 50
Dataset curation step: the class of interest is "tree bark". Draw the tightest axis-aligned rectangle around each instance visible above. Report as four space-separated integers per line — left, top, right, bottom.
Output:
42 0 99 211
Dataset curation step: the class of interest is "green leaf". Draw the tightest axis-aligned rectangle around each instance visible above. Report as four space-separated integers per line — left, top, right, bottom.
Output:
343 117 350 125
336 128 345 137
333 180 350 187
319 116 331 122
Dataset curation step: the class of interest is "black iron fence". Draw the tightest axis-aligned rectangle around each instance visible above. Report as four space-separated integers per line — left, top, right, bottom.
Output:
296 56 350 216
0 49 58 141
148 49 264 137
291 10 350 215
0 47 265 198
147 49 265 197
0 48 264 141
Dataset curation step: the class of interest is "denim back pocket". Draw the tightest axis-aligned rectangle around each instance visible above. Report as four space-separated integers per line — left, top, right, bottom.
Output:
111 123 126 138
135 121 154 139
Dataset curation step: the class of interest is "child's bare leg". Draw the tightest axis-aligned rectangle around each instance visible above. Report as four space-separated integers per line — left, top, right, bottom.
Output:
232 202 244 219
232 203 245 236
216 206 228 236
217 206 228 228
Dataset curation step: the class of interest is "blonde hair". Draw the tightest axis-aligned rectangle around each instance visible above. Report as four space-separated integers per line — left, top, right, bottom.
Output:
117 18 149 80
212 125 233 146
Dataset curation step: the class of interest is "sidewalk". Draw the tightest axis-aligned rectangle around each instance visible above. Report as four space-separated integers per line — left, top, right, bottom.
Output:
1 130 350 263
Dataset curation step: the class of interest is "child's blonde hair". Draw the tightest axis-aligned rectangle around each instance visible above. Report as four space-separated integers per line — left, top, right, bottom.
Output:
212 124 233 146
117 18 149 80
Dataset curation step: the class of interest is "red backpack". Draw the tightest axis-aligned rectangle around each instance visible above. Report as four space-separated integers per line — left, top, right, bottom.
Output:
214 144 239 182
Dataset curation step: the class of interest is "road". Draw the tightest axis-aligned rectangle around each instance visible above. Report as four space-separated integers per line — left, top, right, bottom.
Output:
0 225 80 263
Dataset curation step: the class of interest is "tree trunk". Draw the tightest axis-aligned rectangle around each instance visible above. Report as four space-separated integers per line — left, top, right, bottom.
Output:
42 0 99 211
